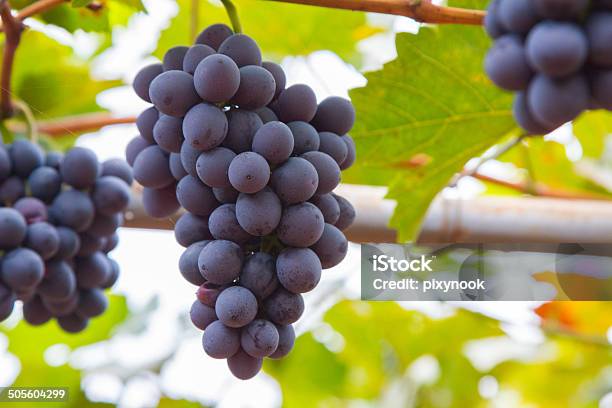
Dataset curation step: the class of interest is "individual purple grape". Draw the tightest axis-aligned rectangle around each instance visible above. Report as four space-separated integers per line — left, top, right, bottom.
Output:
196 147 235 188
264 288 304 325
288 121 320 155
1 248 44 290
50 190 95 232
183 103 228 151
0 145 10 182
586 12 612 68
340 135 356 170
252 121 294 164
182 44 215 74
193 54 240 103
101 258 120 289
262 61 286 99
55 227 81 260
527 74 589 129
310 194 341 224
142 184 180 218
512 92 550 135
276 247 322 293
163 46 189 71
198 240 243 285
311 96 355 135
227 349 263 380
179 241 210 285
38 260 76 301
484 0 505 39
190 300 217 330
176 175 219 216
13 197 47 224
174 213 212 247
255 107 278 123
270 157 318 204
301 151 340 195
10 140 43 178
497 0 539 34
318 132 348 166
311 223 348 269
45 151 63 170
101 158 134 186
76 288 108 318
133 63 163 103
43 292 79 317
228 152 270 194
235 187 282 236
218 34 262 67
180 142 200 177
269 324 295 359
169 153 188 181
0 176 25 205
222 109 263 153
57 314 88 333
153 115 184 153
277 203 325 247
125 136 152 167
213 186 239 204
92 176 131 216
534 0 589 20
195 23 233 50
133 145 174 189
239 252 278 299
25 222 59 260
136 106 158 143
333 194 356 231
202 320 240 358
214 286 258 328
231 65 276 109
277 84 317 122
208 204 253 244
241 319 279 358
149 70 200 117
102 233 119 254
23 296 52 326
75 252 110 289
196 282 225 307
88 212 122 238
60 146 99 189
77 233 104 257
485 34 532 91
28 166 62 203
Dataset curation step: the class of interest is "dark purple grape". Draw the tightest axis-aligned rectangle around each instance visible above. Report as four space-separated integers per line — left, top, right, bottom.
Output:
23 296 52 326
0 145 10 182
25 222 59 260
215 286 257 328
277 203 324 247
310 194 340 224
102 158 133 186
534 0 589 20
318 132 348 166
92 176 131 216
149 70 200 117
0 208 27 249
179 241 210 285
311 223 348 269
136 106 158 143
180 142 200 177
586 12 612 68
193 54 240 103
163 46 189 71
45 151 63 169
174 213 212 247
252 121 294 164
14 197 47 224
133 145 174 189
526 22 587 77
269 324 295 359
102 233 119 254
262 61 286 99
333 194 355 231
75 252 110 289
125 136 152 167
0 176 25 205
153 115 184 153
277 84 317 122
133 63 163 102
222 109 263 153
218 34 262 67
340 134 356 170
196 147 235 188
142 184 180 218
213 186 239 204
198 240 243 285
101 258 119 288
255 107 278 123
227 349 262 380
264 288 304 325
512 92 551 135
288 122 319 156
301 151 340 195
527 74 589 129
208 204 253 244
311 96 355 135
196 282 225 307
235 187 282 236
1 248 44 290
28 166 62 203
241 319 279 358
183 103 228 151
228 152 270 194
190 300 217 330
486 34 532 89
183 44 215 74
195 23 233 50
277 248 322 293
55 226 81 260
77 233 104 257
231 65 276 109
50 190 95 232
270 157 318 204
88 212 122 238
239 252 278 299
484 0 505 39
76 288 108 318
57 314 88 333
202 320 240 358
38 260 76 301
61 147 99 189
10 139 44 177
169 153 188 181
176 175 219 216
498 0 539 34
43 292 79 317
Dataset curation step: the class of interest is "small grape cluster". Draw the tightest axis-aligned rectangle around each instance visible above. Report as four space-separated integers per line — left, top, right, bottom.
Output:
484 0 612 134
128 23 357 379
0 140 132 332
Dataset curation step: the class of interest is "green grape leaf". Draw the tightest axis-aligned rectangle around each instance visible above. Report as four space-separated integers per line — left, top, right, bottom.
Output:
573 110 612 160
155 0 381 64
72 0 95 7
345 20 517 241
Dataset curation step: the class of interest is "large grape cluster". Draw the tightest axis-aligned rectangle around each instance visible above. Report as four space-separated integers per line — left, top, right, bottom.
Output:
0 140 132 332
484 0 612 134
129 23 357 379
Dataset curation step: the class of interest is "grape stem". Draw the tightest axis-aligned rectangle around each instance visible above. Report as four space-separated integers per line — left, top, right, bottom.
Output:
12 99 38 142
221 0 242 33
0 0 22 119
0 0 69 32
6 112 137 136
265 0 485 25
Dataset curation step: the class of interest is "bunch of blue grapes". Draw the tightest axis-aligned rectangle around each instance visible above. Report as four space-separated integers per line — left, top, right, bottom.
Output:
0 140 132 332
128 23 357 379
484 0 612 134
